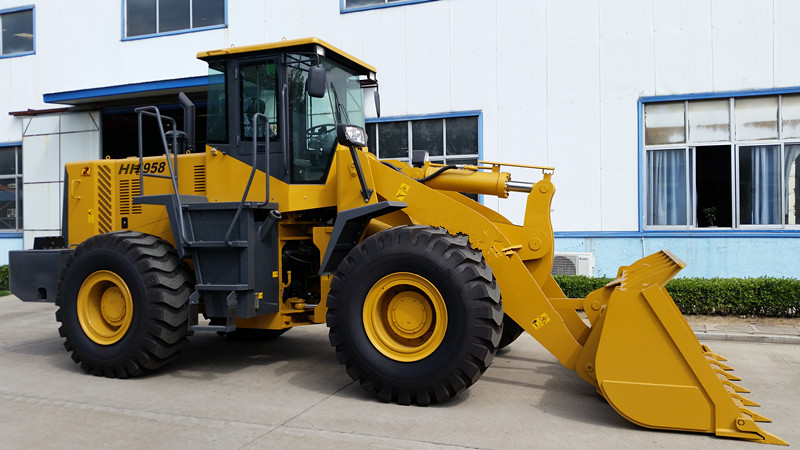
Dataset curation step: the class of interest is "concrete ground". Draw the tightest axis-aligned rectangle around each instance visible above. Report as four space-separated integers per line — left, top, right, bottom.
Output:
1 295 798 449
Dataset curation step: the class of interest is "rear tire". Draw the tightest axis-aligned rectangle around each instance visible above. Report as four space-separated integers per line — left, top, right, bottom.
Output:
55 232 193 378
327 226 502 405
498 314 524 349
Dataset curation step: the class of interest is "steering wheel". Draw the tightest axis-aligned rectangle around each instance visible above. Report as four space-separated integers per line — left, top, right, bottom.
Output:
307 123 336 139
306 123 337 152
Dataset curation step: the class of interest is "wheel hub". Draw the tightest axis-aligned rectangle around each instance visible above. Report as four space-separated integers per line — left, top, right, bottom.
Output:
363 272 447 362
100 286 127 326
388 292 431 338
77 270 134 345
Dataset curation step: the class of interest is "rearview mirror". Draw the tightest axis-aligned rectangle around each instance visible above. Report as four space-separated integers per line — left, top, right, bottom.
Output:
306 65 327 98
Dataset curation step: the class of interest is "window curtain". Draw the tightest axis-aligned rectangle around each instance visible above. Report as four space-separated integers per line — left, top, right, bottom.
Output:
783 144 800 224
743 145 779 224
648 149 687 225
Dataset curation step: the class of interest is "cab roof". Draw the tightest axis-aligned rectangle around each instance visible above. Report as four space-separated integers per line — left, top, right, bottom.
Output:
197 37 377 76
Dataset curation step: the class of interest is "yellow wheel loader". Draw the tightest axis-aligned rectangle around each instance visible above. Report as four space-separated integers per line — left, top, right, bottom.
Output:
9 38 785 445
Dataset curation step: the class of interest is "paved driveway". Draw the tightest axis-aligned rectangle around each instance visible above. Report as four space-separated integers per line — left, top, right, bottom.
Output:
1 295 797 449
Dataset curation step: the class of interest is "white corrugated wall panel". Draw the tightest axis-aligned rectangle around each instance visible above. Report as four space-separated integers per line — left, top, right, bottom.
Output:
22 135 60 183
652 0 714 96
22 182 61 236
598 0 655 231
495 0 549 224
711 0 774 92
361 8 408 117
405 1 451 114
546 0 602 232
774 0 800 88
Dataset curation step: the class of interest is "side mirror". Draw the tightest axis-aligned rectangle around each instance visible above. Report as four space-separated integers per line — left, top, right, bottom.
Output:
306 65 327 98
374 90 381 118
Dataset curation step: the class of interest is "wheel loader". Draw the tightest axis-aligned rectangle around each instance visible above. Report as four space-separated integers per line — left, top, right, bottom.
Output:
9 37 786 445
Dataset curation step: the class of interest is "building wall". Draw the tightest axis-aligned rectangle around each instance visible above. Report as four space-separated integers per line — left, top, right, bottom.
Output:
1 0 799 276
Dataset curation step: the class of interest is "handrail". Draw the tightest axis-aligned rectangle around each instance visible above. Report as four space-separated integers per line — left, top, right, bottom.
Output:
134 106 189 247
223 112 271 245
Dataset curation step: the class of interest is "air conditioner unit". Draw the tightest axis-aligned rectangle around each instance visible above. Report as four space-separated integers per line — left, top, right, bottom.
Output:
551 252 594 277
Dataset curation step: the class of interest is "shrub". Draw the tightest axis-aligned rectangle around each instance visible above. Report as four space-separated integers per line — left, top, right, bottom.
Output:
553 275 800 317
0 264 7 292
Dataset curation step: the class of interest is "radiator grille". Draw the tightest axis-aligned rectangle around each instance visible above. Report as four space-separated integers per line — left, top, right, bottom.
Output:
97 165 112 233
193 165 206 194
118 178 143 215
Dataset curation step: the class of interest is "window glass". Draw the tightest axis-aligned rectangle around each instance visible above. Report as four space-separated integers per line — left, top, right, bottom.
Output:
645 102 685 145
377 122 409 158
206 61 227 143
0 148 16 175
192 0 224 28
125 0 224 38
1 9 34 56
343 0 436 10
126 0 157 36
647 149 687 226
781 95 800 139
366 123 377 155
688 100 729 143
735 97 778 141
239 61 278 141
445 116 479 155
0 147 22 230
159 0 190 33
644 94 800 229
739 145 780 225
785 144 800 225
412 119 443 156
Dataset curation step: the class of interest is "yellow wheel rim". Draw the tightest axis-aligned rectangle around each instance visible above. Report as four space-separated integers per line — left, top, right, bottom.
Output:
77 270 134 345
363 272 447 362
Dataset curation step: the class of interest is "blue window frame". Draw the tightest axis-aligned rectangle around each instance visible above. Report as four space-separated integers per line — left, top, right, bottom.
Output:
341 0 438 14
0 6 34 58
640 87 800 233
0 143 23 231
365 111 482 165
123 0 226 40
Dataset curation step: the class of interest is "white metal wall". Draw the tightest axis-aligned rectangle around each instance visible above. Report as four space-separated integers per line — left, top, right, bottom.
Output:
2 0 800 244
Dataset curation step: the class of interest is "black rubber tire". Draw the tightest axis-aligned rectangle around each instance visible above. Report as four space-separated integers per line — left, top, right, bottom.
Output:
55 231 193 378
498 314 524 350
327 225 503 406
217 328 289 341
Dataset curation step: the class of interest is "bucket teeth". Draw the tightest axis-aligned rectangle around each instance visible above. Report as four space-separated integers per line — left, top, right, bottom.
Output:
740 407 772 423
702 346 727 361
707 358 734 371
715 368 742 381
721 379 750 393
730 393 760 407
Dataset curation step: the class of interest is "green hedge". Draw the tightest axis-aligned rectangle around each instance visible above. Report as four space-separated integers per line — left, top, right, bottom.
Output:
0 265 7 293
1 264 795 316
554 275 800 317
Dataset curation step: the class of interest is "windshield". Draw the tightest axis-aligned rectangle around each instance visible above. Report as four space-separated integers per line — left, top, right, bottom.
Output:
287 54 364 183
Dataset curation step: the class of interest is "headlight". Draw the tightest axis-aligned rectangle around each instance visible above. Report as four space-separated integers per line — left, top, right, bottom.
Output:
337 124 368 148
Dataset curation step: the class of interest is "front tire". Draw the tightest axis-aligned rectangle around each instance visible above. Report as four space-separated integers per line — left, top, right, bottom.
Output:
327 226 502 405
55 232 193 378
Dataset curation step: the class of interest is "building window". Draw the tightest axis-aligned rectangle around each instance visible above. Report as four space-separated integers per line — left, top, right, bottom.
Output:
342 0 437 13
124 0 225 39
0 6 34 57
643 94 800 229
0 146 22 230
366 114 480 166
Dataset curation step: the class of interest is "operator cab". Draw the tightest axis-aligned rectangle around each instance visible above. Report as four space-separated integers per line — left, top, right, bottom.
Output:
197 38 378 184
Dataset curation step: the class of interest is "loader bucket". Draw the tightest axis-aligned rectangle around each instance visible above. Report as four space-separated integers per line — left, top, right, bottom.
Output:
576 251 787 445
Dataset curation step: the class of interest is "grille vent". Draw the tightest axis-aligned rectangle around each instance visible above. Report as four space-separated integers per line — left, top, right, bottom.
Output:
193 165 206 194
119 178 143 215
97 165 113 233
